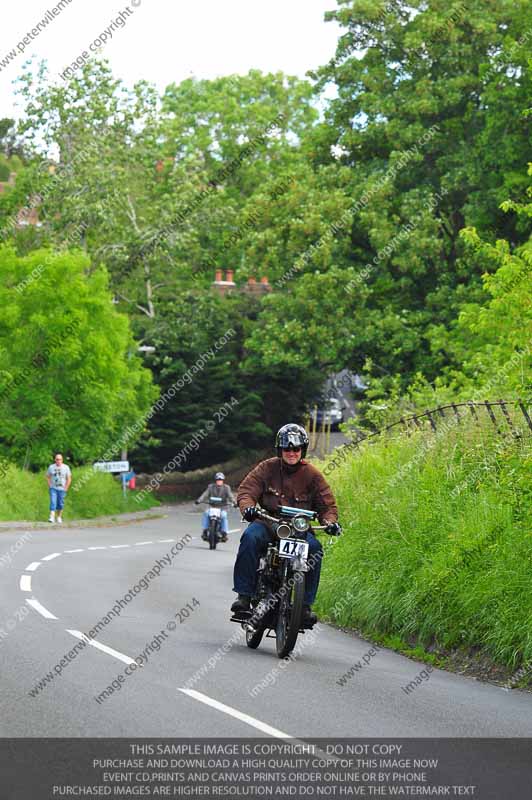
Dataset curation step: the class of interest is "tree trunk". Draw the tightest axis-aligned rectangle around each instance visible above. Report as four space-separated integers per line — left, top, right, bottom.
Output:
144 261 155 318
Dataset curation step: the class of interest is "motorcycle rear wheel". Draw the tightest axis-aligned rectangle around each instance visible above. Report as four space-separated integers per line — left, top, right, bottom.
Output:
276 570 305 658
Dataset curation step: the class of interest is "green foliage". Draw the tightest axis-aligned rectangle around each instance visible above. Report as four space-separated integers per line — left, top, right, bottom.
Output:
346 166 532 423
4 9 531 471
0 117 26 160
317 420 532 668
2 57 335 470
130 291 320 471
0 464 157 521
0 246 156 468
244 266 370 371
0 160 10 182
429 168 532 399
13 63 328 319
247 0 532 387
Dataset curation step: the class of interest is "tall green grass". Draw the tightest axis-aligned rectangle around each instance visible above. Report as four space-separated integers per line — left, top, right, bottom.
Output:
0 465 158 522
316 420 532 669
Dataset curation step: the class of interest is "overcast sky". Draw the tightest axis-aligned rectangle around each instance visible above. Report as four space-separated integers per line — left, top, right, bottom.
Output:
0 0 341 119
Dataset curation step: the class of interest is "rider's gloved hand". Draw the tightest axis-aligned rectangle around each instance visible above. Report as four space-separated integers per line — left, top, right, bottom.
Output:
242 506 258 522
325 521 342 536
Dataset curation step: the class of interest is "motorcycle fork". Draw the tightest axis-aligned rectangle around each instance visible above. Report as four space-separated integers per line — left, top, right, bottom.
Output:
279 559 296 610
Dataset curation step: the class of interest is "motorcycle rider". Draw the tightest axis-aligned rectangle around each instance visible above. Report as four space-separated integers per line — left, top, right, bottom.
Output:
195 472 236 542
232 423 342 627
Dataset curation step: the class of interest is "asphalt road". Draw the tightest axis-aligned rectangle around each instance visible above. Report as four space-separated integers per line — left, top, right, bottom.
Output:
309 369 362 456
1 503 532 739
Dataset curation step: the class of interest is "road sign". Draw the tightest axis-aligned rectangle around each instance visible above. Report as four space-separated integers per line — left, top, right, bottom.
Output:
93 461 130 473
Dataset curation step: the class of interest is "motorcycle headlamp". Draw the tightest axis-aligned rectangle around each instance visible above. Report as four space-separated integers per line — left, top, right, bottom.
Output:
276 522 292 539
292 515 310 533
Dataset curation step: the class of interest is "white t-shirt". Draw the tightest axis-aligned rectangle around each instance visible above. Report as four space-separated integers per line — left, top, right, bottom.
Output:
47 463 71 490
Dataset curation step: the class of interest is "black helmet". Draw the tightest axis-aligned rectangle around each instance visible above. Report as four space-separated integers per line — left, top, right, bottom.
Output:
275 424 309 458
214 472 225 480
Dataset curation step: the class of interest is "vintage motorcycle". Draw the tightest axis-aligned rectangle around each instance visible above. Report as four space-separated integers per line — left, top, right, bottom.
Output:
202 497 227 550
230 505 329 658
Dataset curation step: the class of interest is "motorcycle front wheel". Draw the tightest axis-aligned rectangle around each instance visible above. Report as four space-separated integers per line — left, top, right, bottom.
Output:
209 520 217 550
275 569 305 658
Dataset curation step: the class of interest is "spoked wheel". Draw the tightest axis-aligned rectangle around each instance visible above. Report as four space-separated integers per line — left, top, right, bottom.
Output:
275 570 305 658
209 521 217 550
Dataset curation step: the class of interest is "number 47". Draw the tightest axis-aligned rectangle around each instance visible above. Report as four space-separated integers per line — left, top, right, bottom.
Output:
282 540 302 556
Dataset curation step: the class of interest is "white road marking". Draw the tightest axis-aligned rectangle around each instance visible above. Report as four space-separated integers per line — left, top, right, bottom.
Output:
42 553 61 561
20 575 32 592
64 549 84 553
25 562 41 572
178 689 292 738
110 545 130 549
158 539 175 543
88 546 107 550
228 528 241 534
27 598 58 619
135 541 153 546
66 630 136 666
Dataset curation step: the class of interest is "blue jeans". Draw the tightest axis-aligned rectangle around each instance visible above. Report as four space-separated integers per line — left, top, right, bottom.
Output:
233 521 323 605
202 509 228 533
49 488 66 511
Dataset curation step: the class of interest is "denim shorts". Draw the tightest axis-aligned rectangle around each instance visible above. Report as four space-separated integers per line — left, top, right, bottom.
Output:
49 488 66 511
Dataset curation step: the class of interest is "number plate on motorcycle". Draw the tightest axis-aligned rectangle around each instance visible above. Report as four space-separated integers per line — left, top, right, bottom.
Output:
210 508 221 517
278 540 309 561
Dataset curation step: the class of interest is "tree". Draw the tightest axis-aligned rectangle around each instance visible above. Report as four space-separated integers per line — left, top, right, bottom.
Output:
0 118 26 159
14 61 173 318
244 266 371 371
0 246 156 468
297 0 531 387
430 166 532 398
13 63 328 323
9 61 342 469
129 289 324 472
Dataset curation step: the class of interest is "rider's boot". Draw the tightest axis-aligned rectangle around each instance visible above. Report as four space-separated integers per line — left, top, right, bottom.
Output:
201 529 208 541
231 594 251 614
302 605 318 628
221 532 228 542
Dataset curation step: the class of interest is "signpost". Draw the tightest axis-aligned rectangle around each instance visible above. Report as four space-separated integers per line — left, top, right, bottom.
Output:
93 461 130 474
93 461 131 497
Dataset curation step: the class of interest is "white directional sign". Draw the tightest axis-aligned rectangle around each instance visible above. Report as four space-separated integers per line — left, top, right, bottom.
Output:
93 461 130 473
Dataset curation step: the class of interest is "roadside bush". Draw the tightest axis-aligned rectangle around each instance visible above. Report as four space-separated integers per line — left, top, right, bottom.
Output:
317 419 532 669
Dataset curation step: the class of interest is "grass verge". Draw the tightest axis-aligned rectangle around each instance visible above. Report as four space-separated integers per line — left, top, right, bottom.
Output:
316 417 532 682
0 465 158 522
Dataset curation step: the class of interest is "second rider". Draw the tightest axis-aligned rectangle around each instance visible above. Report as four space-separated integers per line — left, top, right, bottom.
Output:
195 472 236 542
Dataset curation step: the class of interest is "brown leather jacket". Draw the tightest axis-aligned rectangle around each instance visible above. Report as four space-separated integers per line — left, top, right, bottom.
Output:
237 457 338 525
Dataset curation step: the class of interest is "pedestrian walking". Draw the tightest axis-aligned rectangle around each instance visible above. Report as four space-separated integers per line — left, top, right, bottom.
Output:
46 453 72 523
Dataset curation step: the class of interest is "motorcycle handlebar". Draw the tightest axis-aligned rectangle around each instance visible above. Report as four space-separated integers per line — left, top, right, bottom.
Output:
250 508 329 533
